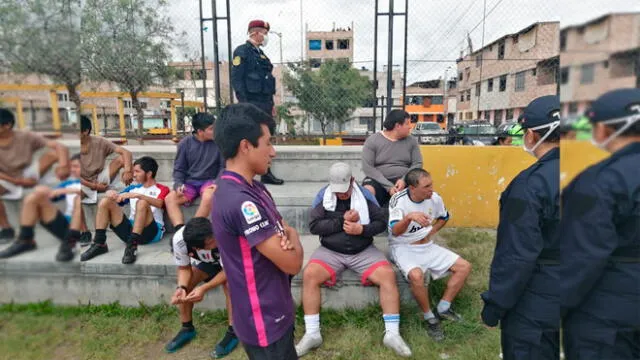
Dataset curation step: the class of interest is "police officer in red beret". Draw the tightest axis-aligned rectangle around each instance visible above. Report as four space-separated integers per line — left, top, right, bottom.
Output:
231 20 284 185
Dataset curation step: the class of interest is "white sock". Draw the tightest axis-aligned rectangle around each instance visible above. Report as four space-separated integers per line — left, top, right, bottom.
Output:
437 300 451 313
423 310 436 320
304 314 320 335
383 314 400 335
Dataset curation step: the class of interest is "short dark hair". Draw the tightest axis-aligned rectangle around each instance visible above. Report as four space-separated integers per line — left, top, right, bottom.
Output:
0 108 15 128
134 156 159 178
81 115 92 134
183 217 213 249
70 153 81 162
405 168 431 187
215 103 276 159
192 112 215 133
383 110 409 131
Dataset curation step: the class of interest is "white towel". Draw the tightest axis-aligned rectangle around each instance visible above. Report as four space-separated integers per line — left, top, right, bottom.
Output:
322 184 370 225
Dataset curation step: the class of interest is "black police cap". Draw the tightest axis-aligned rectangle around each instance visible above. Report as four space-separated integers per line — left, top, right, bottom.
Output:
518 95 560 129
585 88 640 123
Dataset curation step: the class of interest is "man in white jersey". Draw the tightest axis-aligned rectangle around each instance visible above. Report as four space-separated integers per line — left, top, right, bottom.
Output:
81 156 170 264
388 168 472 341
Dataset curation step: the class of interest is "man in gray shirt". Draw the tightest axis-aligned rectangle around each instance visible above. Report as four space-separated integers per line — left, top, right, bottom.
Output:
362 110 423 207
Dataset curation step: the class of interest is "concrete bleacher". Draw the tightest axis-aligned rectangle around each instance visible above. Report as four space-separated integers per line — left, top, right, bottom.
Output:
1 145 430 310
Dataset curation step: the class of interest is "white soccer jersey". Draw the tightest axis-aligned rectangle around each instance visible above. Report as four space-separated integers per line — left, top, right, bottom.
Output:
172 227 223 267
120 183 170 226
53 179 82 217
388 189 450 246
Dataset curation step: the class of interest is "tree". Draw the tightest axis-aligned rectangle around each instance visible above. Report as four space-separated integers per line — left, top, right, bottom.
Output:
275 103 295 135
0 0 84 111
283 59 371 141
82 0 177 144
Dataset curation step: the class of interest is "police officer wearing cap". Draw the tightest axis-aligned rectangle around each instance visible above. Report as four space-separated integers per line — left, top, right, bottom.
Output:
231 19 284 185
481 95 561 360
559 88 640 360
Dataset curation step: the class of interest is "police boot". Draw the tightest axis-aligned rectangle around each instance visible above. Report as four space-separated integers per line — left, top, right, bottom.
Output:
261 168 284 185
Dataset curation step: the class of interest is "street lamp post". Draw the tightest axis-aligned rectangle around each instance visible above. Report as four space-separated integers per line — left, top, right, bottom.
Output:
180 90 185 133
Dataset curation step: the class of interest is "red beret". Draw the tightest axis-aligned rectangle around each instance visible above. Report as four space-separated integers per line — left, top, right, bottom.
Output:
248 20 270 32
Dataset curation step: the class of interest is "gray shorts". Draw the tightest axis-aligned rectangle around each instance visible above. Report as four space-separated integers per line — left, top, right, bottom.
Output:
308 245 391 287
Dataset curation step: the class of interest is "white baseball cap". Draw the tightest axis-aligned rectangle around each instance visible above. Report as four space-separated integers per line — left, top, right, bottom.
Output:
328 162 352 193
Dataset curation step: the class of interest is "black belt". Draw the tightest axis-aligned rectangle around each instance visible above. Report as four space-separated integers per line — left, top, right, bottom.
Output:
610 245 640 263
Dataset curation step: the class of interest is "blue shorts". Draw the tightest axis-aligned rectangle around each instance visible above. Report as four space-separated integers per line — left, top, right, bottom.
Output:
128 219 164 244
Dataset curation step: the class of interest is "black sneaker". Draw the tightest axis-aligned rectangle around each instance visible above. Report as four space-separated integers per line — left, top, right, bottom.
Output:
438 308 463 322
212 328 239 358
0 240 36 259
81 243 108 262
0 228 15 244
424 317 445 342
56 242 75 262
122 244 137 264
79 232 92 246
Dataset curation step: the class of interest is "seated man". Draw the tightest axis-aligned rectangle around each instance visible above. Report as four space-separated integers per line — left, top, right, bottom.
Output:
388 168 472 342
81 156 169 264
0 153 83 261
164 113 225 232
0 108 70 243
79 115 133 204
362 109 423 208
166 184 238 358
295 162 412 358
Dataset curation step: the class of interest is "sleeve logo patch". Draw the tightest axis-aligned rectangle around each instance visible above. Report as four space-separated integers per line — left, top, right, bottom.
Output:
233 56 241 66
241 201 262 224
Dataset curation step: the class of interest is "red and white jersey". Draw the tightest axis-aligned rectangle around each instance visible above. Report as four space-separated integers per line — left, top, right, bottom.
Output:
120 183 170 226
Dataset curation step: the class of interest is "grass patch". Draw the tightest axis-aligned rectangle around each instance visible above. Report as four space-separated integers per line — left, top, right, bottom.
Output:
0 229 500 360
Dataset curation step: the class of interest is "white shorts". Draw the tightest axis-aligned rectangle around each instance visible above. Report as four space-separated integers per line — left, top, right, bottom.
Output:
0 163 40 200
82 167 113 204
390 242 460 281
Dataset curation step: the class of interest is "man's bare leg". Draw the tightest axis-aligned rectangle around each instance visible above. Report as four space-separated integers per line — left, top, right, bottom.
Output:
165 191 188 228
108 156 125 183
81 197 124 261
38 150 58 177
407 268 432 314
295 262 332 355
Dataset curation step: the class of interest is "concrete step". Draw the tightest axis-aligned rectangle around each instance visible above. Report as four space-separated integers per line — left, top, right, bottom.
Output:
0 231 434 310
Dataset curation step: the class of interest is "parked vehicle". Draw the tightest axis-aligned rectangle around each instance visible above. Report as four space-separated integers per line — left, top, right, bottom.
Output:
458 120 498 145
411 121 448 144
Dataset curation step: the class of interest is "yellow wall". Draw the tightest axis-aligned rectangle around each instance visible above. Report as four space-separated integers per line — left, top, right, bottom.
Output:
422 142 610 228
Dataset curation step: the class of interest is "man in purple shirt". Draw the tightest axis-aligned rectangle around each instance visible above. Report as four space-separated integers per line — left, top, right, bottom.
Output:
211 103 303 360
165 113 225 232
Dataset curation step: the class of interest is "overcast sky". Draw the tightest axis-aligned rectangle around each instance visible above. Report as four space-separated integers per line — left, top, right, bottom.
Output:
167 0 639 83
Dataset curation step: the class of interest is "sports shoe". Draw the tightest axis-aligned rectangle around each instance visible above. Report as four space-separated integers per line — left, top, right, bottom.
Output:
295 332 323 357
424 317 445 342
0 228 15 244
438 308 463 322
56 242 75 262
382 331 412 357
79 232 92 246
122 244 137 264
211 328 239 358
0 240 36 258
80 243 108 262
165 327 196 353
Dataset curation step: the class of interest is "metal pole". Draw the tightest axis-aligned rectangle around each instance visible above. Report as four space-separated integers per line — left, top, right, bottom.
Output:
476 0 487 120
211 0 222 113
226 0 234 104
373 0 379 130
181 90 185 133
300 0 304 61
199 0 208 110
386 0 394 116
30 100 36 130
402 0 408 112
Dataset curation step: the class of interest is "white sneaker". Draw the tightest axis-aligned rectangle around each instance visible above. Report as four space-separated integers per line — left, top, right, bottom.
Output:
295 332 323 357
383 331 412 357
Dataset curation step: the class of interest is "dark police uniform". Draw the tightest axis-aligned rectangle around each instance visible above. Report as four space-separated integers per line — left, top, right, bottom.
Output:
481 95 561 360
231 41 276 115
559 88 640 360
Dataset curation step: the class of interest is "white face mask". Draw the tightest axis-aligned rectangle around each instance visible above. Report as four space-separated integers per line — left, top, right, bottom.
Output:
590 113 640 150
522 120 560 157
261 33 269 47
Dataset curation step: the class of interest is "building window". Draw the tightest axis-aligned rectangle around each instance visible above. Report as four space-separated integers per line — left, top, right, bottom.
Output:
494 109 504 124
603 60 609 68
459 72 463 81
498 41 505 60
310 58 322 68
359 116 373 126
309 39 322 51
123 100 132 108
475 82 481 96
506 108 514 120
195 88 205 97
580 63 595 84
57 93 69 102
190 69 205 80
499 75 507 92
513 35 519 44
487 78 494 92
460 93 465 102
406 96 423 105
532 68 537 76
568 102 578 114
466 90 471 101
560 31 567 51
325 40 334 50
515 71 526 92
431 96 444 105
140 102 148 109
337 39 350 49
391 80 395 89
476 55 482 67
560 67 570 84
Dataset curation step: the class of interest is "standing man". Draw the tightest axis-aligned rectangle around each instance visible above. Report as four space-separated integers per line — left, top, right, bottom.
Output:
559 89 639 360
212 103 303 360
481 95 561 360
231 19 284 185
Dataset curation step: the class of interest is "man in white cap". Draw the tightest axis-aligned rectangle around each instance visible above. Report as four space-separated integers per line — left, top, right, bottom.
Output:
295 162 412 358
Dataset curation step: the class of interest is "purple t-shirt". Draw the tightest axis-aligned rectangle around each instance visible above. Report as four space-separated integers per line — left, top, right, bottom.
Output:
211 170 294 347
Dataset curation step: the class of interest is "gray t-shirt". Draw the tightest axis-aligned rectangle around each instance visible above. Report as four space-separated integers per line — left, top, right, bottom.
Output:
362 132 423 190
